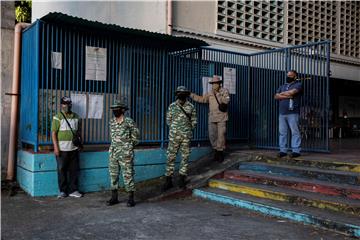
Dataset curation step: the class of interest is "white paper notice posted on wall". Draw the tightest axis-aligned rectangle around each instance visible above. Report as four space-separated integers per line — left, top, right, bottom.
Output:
51 52 62 69
85 46 107 81
223 67 236 94
202 77 213 95
88 94 104 119
70 93 87 119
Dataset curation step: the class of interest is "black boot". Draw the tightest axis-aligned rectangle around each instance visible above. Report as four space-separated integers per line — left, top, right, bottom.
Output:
163 176 173 192
218 151 224 162
106 190 119 206
127 191 135 207
213 150 219 162
178 174 187 189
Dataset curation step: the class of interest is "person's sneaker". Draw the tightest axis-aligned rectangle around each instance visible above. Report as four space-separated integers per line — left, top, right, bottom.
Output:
277 152 287 158
69 191 83 198
291 152 301 158
57 192 67 199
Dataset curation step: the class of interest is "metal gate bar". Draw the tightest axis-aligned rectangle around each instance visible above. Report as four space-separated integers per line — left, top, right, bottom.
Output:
20 20 330 152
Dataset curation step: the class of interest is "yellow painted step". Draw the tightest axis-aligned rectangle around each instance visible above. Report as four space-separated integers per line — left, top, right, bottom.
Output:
209 179 360 216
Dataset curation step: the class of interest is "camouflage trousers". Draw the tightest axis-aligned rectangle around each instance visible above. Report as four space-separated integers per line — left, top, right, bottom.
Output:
109 145 135 192
165 131 191 176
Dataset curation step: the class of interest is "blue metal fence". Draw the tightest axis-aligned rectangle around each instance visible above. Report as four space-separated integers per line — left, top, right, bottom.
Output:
20 22 40 149
250 41 330 152
199 48 250 141
20 20 330 152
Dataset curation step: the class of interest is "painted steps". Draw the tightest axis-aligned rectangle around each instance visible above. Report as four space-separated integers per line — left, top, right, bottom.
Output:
208 179 360 216
193 156 360 237
239 162 360 185
193 188 360 237
253 156 360 173
224 170 360 200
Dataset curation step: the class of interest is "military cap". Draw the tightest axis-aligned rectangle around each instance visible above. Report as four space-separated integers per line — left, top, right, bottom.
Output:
110 99 129 110
175 86 190 95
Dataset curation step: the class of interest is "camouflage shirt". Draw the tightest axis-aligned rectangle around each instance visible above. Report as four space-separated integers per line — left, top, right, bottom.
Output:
109 117 140 148
166 100 197 133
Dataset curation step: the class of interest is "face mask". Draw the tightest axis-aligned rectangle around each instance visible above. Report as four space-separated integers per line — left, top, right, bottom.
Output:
62 105 72 113
212 83 220 91
287 77 295 83
177 94 187 101
113 109 124 118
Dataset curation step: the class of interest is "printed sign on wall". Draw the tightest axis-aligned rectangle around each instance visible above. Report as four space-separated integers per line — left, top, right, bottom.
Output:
88 94 104 119
202 77 212 95
85 46 107 81
223 67 236 94
51 52 62 69
70 93 87 119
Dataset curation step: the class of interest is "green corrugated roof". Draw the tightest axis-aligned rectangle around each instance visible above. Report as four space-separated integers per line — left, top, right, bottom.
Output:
40 12 208 51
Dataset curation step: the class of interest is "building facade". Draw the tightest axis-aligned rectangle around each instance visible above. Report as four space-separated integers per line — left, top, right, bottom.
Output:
171 1 359 81
32 1 360 81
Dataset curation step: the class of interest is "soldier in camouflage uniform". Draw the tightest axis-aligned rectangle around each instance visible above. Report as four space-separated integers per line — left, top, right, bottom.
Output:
107 100 140 207
163 86 197 191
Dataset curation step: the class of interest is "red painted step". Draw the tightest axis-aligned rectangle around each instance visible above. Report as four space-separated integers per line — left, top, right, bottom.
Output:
224 170 360 200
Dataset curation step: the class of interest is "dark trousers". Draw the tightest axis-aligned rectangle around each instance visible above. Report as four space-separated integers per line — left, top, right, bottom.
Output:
56 150 80 193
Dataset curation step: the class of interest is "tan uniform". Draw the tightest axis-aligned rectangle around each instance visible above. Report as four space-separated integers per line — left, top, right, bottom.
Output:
191 88 230 151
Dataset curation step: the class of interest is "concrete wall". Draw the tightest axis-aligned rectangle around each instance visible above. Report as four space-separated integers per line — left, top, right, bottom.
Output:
17 147 212 196
330 62 360 82
1 1 15 178
32 1 168 33
172 1 216 34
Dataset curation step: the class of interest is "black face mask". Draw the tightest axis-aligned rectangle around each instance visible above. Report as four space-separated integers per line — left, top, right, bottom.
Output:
62 105 72 113
177 95 187 101
287 77 295 83
113 109 124 118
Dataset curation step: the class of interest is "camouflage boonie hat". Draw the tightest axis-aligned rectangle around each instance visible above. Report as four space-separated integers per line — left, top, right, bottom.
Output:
110 99 129 110
208 75 223 84
175 86 190 95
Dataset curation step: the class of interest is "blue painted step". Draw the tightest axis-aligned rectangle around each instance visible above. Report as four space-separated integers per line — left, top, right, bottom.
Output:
239 162 360 186
193 188 360 238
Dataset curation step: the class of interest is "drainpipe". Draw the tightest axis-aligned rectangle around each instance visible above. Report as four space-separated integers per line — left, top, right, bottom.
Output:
6 22 30 181
167 0 172 35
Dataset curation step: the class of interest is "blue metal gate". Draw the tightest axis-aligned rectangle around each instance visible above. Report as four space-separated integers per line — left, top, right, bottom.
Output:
250 41 331 152
19 16 330 152
163 47 250 144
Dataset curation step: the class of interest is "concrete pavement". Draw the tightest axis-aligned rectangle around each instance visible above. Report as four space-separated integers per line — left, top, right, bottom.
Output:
1 191 350 240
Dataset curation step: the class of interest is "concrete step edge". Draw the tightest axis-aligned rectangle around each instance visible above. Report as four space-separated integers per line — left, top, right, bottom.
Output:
193 188 360 238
